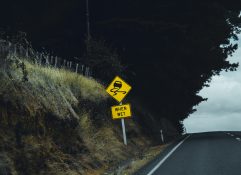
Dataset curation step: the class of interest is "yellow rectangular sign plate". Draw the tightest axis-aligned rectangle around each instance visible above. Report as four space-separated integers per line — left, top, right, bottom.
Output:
111 104 132 120
106 76 132 102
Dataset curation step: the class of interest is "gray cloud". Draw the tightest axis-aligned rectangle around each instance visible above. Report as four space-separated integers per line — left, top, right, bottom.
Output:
184 35 241 133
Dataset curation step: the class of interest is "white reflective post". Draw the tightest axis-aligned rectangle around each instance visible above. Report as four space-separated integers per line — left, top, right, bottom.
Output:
160 129 164 143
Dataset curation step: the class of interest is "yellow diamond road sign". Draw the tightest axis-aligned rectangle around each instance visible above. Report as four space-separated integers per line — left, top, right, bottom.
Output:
106 76 132 102
111 104 132 120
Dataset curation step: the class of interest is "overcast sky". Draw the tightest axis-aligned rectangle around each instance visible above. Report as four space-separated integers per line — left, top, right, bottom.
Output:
184 34 241 133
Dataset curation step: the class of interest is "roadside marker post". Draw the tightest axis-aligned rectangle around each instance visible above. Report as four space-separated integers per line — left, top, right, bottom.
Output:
160 129 164 143
106 76 132 146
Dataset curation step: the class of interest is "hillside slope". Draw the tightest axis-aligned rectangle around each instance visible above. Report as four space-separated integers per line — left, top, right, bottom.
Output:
0 55 152 175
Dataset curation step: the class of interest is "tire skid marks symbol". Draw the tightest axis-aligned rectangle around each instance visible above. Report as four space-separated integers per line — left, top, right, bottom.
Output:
110 81 127 96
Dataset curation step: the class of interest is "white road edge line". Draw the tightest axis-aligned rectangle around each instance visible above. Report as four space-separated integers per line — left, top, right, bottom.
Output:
147 135 191 175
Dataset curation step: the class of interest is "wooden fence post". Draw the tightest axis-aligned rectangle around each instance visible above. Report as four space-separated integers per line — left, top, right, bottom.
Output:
85 67 88 76
25 48 29 58
46 55 50 66
70 61 72 69
63 60 66 68
14 45 17 56
75 63 79 73
50 56 53 65
81 65 84 74
55 57 58 68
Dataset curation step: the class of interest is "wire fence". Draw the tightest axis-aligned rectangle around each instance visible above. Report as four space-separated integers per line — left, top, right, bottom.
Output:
0 39 92 77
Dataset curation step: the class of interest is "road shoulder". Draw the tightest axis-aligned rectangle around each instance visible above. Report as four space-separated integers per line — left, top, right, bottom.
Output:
133 134 190 175
118 144 168 175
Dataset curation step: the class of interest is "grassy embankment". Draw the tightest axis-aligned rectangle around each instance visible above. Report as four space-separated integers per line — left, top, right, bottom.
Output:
0 56 159 175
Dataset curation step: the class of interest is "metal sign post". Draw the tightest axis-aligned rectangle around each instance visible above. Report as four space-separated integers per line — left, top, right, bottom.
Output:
121 118 127 145
120 102 127 145
106 76 132 146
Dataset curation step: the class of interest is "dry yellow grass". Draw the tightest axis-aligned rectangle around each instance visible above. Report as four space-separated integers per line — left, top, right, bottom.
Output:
79 113 126 164
119 144 168 175
25 62 108 102
0 61 108 121
0 59 152 175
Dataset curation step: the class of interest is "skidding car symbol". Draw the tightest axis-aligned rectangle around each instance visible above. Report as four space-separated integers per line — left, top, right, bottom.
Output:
110 81 127 96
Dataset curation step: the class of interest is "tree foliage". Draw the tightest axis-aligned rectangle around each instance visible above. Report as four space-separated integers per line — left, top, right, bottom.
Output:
91 0 241 133
85 38 125 83
1 0 241 134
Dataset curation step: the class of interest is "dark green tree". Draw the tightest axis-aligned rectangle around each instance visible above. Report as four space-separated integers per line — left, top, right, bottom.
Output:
85 38 125 83
92 0 241 133
2 0 241 134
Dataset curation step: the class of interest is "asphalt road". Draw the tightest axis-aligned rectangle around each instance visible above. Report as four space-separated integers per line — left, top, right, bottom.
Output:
135 132 241 175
